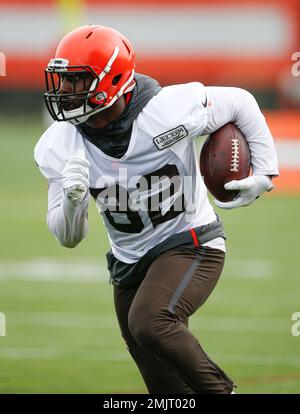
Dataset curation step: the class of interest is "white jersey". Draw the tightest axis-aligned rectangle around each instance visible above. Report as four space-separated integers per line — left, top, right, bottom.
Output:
34 82 279 263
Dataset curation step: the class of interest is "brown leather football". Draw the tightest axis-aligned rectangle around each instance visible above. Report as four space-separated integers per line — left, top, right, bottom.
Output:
200 123 251 202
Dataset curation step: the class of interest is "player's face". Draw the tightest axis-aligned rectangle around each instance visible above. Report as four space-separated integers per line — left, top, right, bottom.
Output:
58 72 95 111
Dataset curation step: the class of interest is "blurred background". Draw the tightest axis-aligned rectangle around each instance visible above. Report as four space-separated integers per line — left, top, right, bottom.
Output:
0 0 299 394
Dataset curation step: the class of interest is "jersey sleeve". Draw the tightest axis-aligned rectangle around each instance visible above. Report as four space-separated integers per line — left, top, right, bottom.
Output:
46 180 89 248
34 122 89 248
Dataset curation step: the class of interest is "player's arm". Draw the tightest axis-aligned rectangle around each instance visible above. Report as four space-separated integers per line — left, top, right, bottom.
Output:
202 86 279 209
45 151 90 248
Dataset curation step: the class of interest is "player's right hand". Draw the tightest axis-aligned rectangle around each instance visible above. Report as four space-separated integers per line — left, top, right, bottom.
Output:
214 175 274 209
62 149 90 203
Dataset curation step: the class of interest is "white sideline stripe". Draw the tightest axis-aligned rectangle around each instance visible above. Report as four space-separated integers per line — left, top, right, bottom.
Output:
216 354 300 368
0 260 108 283
0 348 129 361
224 259 273 279
5 312 289 333
7 312 117 329
0 347 299 368
190 316 288 333
0 258 273 282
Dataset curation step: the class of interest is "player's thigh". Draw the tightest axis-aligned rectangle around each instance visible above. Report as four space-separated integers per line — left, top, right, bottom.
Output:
114 283 194 393
130 247 225 324
114 284 138 343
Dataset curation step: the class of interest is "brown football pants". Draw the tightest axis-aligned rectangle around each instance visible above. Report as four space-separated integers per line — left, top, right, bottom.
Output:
114 246 235 394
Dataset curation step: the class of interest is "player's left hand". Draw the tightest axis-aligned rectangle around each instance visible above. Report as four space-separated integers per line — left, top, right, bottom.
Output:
62 149 90 204
214 175 274 209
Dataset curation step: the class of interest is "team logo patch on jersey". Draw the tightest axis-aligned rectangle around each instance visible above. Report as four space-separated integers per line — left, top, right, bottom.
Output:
153 125 188 150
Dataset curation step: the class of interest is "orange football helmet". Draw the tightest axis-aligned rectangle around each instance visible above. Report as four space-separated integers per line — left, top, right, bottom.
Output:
44 25 136 124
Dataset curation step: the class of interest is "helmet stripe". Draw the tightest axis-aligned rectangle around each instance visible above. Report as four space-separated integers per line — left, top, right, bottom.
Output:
97 46 120 84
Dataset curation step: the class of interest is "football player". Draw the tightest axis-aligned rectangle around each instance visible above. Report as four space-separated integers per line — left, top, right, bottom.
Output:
34 25 279 394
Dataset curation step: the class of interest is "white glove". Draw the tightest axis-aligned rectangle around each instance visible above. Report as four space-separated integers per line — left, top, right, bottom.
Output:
214 175 274 210
62 149 90 204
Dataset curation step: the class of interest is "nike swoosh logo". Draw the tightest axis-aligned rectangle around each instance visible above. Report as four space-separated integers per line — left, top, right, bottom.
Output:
202 95 208 107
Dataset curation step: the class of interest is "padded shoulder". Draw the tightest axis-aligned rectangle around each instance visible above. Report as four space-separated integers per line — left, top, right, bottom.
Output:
138 82 208 138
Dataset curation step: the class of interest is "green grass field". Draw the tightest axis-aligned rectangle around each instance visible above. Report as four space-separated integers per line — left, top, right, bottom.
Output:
0 115 299 394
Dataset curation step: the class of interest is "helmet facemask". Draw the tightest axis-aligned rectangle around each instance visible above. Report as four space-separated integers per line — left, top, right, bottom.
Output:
44 60 105 125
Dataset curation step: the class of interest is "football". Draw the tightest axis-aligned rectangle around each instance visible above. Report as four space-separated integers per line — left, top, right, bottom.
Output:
200 123 251 202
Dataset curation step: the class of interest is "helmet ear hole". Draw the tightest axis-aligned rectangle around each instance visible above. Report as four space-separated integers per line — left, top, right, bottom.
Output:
112 74 122 86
